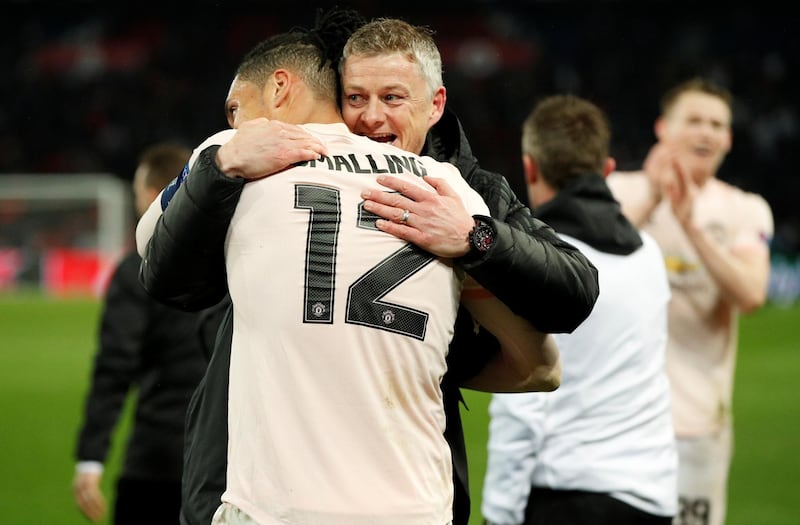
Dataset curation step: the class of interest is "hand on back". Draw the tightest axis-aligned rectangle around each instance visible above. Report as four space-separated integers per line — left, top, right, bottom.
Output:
361 174 474 258
216 118 329 180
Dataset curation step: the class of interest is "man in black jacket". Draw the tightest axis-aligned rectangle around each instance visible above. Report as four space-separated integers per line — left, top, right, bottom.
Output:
73 143 209 525
342 19 598 523
137 13 598 525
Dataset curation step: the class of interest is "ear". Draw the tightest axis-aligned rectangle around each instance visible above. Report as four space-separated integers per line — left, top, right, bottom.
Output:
602 156 617 178
722 128 732 154
428 86 447 127
522 154 538 185
654 117 666 141
271 69 292 109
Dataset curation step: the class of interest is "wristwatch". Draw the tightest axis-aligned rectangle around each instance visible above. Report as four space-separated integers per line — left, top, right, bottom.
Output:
467 216 496 255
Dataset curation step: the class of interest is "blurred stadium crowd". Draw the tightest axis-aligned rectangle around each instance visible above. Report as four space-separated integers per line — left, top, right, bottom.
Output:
1 2 797 295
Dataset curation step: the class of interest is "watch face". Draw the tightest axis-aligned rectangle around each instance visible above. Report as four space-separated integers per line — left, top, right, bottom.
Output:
472 223 494 252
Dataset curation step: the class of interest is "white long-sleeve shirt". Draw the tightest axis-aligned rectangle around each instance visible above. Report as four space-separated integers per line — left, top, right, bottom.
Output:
482 233 678 524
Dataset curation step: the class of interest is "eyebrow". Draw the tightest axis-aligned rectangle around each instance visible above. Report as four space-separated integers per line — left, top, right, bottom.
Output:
344 81 410 93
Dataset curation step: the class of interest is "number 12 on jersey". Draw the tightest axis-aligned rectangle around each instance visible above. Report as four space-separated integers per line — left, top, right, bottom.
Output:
295 184 435 340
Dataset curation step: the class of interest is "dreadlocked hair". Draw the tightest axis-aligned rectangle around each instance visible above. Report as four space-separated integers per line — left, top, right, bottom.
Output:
235 6 366 104
310 7 367 70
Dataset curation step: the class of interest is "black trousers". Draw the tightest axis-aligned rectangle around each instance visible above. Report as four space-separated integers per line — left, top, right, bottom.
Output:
523 487 673 525
114 476 182 525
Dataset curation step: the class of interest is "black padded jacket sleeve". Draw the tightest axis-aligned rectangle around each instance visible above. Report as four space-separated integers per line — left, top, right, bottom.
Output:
456 168 599 334
140 145 243 311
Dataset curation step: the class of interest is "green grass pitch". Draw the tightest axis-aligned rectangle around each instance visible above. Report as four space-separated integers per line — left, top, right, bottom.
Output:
0 294 797 524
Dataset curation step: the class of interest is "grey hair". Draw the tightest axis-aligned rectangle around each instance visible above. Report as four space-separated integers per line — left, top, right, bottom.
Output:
342 18 443 99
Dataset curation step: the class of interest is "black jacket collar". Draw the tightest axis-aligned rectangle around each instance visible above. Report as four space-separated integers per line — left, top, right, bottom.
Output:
423 108 478 176
534 173 642 255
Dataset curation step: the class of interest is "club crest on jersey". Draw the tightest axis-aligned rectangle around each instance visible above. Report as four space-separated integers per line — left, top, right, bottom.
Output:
311 302 328 318
381 310 396 325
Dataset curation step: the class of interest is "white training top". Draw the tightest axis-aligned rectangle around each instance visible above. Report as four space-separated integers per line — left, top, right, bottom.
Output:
219 123 488 525
482 233 678 525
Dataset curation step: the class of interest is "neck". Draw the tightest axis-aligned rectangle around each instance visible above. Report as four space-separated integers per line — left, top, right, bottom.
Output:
692 169 715 187
528 182 557 208
282 91 343 125
305 104 344 124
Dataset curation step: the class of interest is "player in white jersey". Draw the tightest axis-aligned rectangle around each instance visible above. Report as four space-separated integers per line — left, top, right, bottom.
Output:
222 122 488 525
137 15 561 525
607 78 773 525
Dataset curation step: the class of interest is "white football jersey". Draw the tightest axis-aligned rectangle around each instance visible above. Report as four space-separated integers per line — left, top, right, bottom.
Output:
608 172 773 437
220 123 489 525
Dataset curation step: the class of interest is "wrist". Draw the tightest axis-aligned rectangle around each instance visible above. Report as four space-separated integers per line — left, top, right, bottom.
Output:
647 178 662 206
76 461 104 474
215 144 245 179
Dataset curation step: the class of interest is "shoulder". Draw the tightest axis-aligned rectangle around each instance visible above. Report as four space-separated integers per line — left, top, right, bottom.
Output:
107 251 145 294
727 183 771 213
640 232 669 270
418 154 462 177
301 122 350 140
606 169 648 190
714 180 773 227
639 230 662 252
606 170 651 206
117 250 142 270
188 129 237 169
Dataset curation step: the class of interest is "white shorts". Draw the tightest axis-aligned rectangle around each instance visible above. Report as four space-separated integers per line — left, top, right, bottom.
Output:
212 503 258 525
211 502 453 525
673 424 733 525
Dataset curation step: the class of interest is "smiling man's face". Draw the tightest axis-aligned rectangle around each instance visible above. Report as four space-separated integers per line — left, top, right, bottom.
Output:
657 90 732 184
340 52 445 155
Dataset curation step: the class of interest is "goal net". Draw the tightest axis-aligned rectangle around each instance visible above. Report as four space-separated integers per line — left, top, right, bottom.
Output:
0 174 132 297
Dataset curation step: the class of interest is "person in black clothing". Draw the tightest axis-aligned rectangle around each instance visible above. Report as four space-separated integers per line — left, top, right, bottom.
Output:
342 19 598 524
136 12 599 525
73 143 209 525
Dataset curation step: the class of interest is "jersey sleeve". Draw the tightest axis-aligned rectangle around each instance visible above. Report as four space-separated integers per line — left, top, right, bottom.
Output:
135 129 236 257
136 195 165 257
606 170 650 206
187 129 237 170
734 191 774 250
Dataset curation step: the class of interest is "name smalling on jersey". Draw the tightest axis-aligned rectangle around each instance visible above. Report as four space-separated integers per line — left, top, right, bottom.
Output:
295 153 428 177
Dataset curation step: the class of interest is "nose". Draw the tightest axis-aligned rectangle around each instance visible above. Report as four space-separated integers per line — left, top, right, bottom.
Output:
361 98 385 128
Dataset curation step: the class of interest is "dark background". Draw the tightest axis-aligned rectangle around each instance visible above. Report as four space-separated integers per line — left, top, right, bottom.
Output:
2 1 797 254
